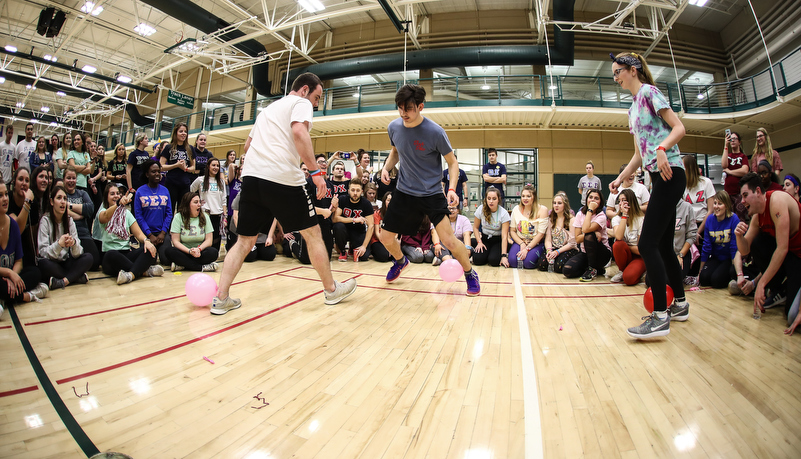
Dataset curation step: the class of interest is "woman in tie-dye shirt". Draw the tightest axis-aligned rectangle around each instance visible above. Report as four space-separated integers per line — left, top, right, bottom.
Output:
608 51 688 340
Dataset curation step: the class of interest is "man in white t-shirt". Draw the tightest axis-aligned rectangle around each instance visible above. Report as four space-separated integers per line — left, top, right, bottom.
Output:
14 122 36 172
0 125 15 184
212 72 357 315
606 163 650 220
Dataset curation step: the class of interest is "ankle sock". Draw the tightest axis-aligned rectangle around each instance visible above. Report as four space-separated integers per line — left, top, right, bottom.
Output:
655 311 668 319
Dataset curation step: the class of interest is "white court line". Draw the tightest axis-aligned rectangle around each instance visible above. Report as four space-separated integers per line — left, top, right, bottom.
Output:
513 268 543 459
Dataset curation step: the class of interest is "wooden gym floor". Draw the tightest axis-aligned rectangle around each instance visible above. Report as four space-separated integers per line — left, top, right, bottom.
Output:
1 256 800 458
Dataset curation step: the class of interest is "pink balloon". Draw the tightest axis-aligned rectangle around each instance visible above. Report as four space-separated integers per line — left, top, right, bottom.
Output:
185 273 218 306
439 259 463 283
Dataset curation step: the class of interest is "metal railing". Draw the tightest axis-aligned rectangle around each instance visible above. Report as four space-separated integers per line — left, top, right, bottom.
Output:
115 46 801 146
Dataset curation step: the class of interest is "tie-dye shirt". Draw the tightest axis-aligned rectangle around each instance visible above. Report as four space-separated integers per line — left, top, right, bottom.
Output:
628 84 683 174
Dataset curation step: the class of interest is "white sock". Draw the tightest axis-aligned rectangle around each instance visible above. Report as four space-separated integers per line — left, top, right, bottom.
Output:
655 311 668 319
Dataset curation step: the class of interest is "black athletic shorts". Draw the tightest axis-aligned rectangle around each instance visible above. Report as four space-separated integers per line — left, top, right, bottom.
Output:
237 176 317 236
382 189 449 235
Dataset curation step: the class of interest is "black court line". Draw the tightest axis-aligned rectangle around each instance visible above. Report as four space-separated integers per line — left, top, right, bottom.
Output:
7 304 99 457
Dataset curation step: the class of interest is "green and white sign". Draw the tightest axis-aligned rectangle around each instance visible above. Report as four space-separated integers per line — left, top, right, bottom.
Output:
167 90 195 109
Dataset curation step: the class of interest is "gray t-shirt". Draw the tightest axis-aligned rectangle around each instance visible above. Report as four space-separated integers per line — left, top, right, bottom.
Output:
578 175 602 205
387 117 453 197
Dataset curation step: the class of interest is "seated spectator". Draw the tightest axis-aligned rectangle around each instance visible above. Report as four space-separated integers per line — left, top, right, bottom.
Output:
610 189 646 285
365 182 382 212
508 184 548 269
783 174 800 202
8 167 38 267
190 157 227 251
683 155 715 242
539 192 578 273
402 216 435 264
369 192 392 263
698 191 740 289
166 192 219 272
0 182 47 306
333 178 374 262
564 189 611 281
31 165 51 230
97 183 163 284
606 163 650 220
757 160 783 192
673 199 697 280
63 167 101 270
134 160 173 264
471 186 510 267
432 201 472 266
37 185 92 289
227 194 277 263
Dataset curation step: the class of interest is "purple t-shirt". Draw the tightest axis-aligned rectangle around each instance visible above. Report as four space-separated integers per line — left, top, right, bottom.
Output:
0 218 24 269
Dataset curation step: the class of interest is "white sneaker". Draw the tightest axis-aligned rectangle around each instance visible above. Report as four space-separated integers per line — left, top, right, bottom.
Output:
146 265 164 277
202 262 219 272
324 278 357 305
0 301 4 319
432 257 442 266
211 295 242 315
28 283 49 301
171 262 184 272
117 270 133 285
610 271 624 283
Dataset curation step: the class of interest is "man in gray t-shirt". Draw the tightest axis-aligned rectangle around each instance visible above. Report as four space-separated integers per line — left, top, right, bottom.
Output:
379 84 480 296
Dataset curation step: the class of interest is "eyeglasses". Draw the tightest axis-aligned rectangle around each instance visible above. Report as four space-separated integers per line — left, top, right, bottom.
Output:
613 68 624 77
316 159 327 164
756 134 766 138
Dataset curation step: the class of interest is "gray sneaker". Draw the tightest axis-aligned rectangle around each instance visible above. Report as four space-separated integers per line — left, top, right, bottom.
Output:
728 280 743 296
146 265 164 277
324 278 357 305
627 312 670 339
28 283 49 300
211 295 242 315
117 270 134 285
171 262 184 272
202 262 219 272
669 300 689 322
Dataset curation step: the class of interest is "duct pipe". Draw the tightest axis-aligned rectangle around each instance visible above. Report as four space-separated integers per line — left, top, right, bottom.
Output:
288 0 574 84
138 0 271 97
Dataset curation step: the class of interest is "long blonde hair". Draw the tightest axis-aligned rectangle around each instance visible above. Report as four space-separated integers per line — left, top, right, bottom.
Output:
550 192 572 231
753 127 775 167
518 184 538 220
683 155 700 190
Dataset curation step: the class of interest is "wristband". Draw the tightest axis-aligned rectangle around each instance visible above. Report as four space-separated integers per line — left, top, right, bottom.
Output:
448 188 455 193
501 253 508 258
308 169 322 177
621 215 628 219
434 243 441 247
656 145 666 152
737 272 744 277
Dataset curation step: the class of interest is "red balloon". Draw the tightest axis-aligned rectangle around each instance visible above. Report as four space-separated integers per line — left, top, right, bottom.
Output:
643 285 674 313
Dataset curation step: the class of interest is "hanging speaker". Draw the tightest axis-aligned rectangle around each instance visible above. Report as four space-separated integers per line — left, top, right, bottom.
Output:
36 8 65 38
48 11 66 38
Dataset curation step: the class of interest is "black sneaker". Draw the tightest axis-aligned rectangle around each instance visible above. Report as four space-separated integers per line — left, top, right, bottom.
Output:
579 267 597 282
764 290 786 309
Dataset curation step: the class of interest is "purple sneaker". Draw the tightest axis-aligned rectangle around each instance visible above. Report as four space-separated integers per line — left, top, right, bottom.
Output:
465 269 481 296
386 256 409 283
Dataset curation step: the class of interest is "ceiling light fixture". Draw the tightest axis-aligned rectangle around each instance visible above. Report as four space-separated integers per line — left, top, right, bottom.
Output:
481 85 490 90
116 75 133 84
41 106 50 112
0 76 5 84
81 2 103 16
697 92 705 100
82 64 97 73
298 0 325 13
56 91 66 97
688 0 708 6
5 45 17 53
134 23 157 37
43 54 57 62
16 102 24 108
351 93 360 98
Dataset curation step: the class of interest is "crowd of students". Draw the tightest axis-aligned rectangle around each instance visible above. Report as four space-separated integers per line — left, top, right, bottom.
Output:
1 122 798 335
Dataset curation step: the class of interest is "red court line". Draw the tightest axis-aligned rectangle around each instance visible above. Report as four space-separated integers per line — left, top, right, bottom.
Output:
280 273 512 298
25 267 304 326
0 385 39 398
0 325 12 330
56 288 324 385
526 287 712 299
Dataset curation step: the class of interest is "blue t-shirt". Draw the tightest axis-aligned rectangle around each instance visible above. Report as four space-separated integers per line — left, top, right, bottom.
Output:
0 218 24 269
134 184 173 236
482 162 507 197
442 168 468 201
702 213 740 262
387 117 453 197
628 84 683 174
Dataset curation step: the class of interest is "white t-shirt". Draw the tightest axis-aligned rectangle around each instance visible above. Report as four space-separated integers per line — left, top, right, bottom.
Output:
474 205 511 237
611 215 645 246
683 176 715 223
245 94 313 187
0 140 15 184
190 176 228 215
15 139 36 171
510 205 548 243
607 181 650 213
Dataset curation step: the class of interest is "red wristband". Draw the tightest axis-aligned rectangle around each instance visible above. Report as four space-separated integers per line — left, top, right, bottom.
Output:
656 146 666 152
448 188 455 192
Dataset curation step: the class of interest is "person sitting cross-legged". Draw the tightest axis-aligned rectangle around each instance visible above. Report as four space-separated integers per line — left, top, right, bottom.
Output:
37 185 93 289
166 191 219 272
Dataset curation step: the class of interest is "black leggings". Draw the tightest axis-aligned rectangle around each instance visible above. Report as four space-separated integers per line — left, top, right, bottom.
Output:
209 214 222 251
471 234 504 266
700 257 732 289
638 168 686 312
102 248 155 278
371 241 391 262
244 243 277 262
333 223 370 261
563 233 611 278
0 266 41 304
537 248 579 273
751 233 801 317
38 254 93 284
80 236 101 271
165 247 218 271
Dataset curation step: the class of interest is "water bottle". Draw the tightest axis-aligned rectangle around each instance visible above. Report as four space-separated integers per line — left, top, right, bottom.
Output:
721 171 727 186
548 257 555 273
